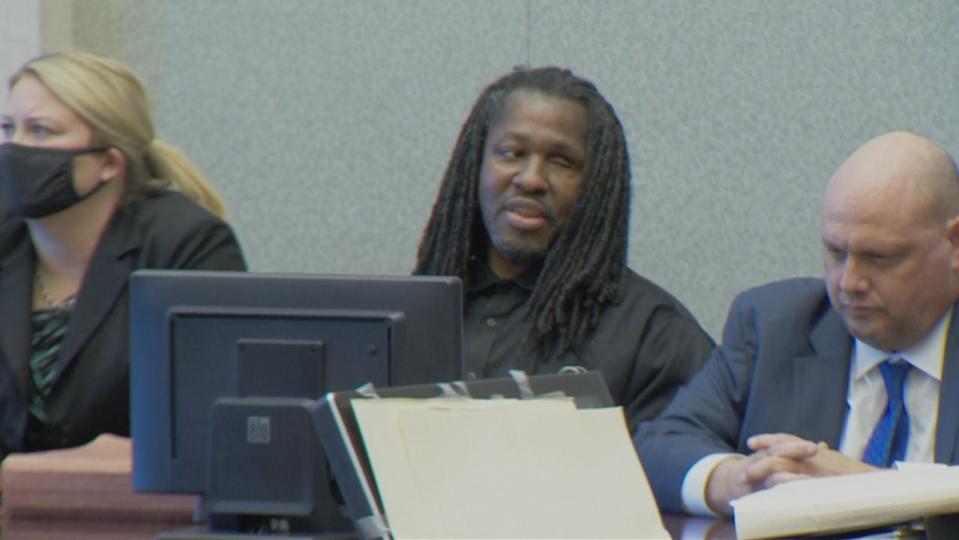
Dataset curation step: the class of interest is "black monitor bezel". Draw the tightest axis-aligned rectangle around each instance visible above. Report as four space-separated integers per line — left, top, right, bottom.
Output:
129 269 463 496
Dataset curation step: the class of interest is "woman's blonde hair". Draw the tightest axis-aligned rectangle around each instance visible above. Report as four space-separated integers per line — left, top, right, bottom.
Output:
9 51 228 218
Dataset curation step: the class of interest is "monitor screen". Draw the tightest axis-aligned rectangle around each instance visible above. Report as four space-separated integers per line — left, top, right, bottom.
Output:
128 269 462 534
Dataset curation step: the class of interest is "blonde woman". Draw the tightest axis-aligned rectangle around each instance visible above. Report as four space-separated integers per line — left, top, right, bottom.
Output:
0 52 246 458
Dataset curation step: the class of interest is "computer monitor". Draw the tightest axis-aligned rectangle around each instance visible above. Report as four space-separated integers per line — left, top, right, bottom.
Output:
129 269 462 536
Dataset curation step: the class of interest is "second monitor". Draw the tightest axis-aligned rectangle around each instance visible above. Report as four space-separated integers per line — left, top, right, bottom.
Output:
129 270 463 536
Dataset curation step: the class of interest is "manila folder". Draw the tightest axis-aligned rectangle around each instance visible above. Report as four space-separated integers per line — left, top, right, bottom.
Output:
353 398 668 539
732 465 959 540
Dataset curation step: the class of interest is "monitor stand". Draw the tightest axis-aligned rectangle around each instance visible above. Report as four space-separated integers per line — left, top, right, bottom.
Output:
154 526 360 540
155 527 357 540
153 493 358 540
159 399 356 540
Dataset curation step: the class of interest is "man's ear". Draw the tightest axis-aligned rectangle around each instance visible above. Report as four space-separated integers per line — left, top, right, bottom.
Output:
947 214 959 272
99 147 127 183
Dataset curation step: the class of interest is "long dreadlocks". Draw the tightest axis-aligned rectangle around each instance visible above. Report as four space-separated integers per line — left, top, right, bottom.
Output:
414 66 631 356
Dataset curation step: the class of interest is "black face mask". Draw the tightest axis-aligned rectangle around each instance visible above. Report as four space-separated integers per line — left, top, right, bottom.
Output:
0 142 110 218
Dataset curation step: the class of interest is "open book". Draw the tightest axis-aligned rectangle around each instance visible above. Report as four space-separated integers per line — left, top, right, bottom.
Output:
315 371 668 539
731 465 959 539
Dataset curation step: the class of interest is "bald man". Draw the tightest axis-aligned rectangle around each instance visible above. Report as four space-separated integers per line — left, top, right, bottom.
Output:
636 131 959 517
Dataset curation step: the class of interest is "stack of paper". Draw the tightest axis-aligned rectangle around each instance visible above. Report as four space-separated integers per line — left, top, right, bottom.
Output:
732 465 959 540
352 397 669 539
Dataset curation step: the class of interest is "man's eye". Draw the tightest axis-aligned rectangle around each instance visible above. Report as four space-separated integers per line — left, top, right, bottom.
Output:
497 147 521 159
870 253 898 265
30 124 51 137
0 121 13 139
550 156 574 169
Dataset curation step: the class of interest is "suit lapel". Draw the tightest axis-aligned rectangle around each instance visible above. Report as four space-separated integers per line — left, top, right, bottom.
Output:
0 235 36 397
791 306 853 447
54 209 139 380
935 304 959 463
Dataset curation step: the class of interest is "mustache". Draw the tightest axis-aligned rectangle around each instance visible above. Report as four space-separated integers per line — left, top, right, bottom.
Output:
838 291 877 309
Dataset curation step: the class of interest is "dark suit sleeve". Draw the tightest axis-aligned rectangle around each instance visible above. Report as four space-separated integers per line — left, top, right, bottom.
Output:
634 292 758 513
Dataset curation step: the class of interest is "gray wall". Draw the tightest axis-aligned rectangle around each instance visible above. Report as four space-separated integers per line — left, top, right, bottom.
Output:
1 1 42 105
58 0 959 339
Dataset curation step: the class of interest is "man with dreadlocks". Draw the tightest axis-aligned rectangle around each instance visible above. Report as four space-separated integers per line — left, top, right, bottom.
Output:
414 66 714 433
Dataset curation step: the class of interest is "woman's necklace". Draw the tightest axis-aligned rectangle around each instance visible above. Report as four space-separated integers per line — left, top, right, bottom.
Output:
35 269 77 310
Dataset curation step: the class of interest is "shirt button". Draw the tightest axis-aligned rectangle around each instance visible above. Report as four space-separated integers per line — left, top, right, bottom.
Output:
485 317 497 328
466 371 478 380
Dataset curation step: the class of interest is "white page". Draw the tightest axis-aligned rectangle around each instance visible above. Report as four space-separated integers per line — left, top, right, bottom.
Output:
393 406 668 539
352 397 577 538
732 466 959 540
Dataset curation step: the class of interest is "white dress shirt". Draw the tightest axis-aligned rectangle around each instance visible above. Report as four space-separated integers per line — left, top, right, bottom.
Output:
680 312 950 517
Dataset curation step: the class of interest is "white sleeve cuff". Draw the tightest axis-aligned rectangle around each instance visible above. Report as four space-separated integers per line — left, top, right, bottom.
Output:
681 453 740 517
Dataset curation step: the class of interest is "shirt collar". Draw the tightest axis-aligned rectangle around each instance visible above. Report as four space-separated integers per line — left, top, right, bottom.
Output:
852 310 952 382
466 256 543 294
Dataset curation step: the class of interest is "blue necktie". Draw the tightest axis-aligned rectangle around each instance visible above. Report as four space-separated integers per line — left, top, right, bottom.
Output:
862 360 911 467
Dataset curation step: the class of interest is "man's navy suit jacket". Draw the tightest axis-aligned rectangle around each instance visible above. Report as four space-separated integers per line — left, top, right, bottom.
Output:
635 277 959 513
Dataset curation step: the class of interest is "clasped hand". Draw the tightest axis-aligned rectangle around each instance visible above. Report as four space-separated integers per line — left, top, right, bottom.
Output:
705 433 878 516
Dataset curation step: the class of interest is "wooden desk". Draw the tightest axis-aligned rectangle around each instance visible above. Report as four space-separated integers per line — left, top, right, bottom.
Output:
4 512 734 540
0 438 739 539
0 441 941 540
1 435 198 539
662 513 736 540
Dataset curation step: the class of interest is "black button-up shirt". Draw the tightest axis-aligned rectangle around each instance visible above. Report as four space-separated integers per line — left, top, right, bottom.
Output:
463 261 714 433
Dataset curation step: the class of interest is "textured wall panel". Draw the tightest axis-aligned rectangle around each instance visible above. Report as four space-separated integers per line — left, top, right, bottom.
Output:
1 0 41 104
72 0 525 274
530 0 959 336
67 1 959 337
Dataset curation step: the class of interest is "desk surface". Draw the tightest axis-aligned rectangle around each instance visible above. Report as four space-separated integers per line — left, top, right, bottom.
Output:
1 435 197 540
1 435 739 540
663 513 736 540
4 515 734 540
2 519 188 540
